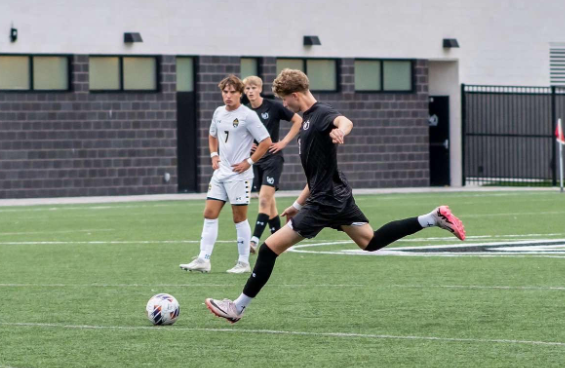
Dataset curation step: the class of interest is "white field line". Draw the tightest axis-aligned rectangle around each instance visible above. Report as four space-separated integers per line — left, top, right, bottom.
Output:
304 234 565 243
0 203 193 214
288 250 565 259
292 238 565 250
0 229 115 236
288 239 565 258
1 322 565 348
1 283 565 292
0 240 234 245
462 211 565 218
0 233 562 246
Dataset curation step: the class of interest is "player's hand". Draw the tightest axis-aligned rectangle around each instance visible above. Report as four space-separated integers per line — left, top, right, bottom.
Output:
330 128 345 144
212 156 221 170
281 206 299 223
269 141 287 154
250 143 258 153
232 160 251 173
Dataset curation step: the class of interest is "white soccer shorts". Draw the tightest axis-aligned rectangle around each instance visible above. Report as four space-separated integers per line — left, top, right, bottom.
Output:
206 177 251 206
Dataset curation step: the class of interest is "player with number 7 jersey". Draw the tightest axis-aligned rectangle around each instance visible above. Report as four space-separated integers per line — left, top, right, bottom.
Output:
180 75 271 274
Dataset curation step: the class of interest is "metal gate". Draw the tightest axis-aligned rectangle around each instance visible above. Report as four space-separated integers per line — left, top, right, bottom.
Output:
462 84 565 186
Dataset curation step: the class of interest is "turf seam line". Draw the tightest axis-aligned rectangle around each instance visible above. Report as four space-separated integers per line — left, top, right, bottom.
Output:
1 283 565 291
2 322 565 347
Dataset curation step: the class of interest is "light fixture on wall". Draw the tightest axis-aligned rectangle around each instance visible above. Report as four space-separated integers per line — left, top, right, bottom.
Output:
10 26 17 42
443 38 459 48
124 32 143 43
303 35 321 46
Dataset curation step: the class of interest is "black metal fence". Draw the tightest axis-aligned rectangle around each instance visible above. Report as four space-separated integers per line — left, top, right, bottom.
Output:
462 85 565 186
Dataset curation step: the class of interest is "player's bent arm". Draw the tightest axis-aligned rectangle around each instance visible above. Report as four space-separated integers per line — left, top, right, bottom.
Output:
281 114 303 145
333 116 353 136
251 137 272 163
330 116 353 145
270 114 303 153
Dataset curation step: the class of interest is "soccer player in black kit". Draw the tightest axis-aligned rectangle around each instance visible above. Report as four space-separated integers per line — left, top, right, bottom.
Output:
205 69 466 323
243 76 302 254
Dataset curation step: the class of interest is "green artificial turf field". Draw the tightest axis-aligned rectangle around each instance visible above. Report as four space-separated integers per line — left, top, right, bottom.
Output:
1 190 565 367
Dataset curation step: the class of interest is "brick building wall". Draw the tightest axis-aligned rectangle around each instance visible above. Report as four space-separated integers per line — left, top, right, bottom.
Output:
0 55 178 198
196 57 430 192
0 54 429 198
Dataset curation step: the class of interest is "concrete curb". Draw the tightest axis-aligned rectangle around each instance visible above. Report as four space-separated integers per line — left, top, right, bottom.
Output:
0 186 558 207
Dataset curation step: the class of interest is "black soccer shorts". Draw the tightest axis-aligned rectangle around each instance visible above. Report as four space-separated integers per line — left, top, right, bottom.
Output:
289 196 369 239
252 155 284 192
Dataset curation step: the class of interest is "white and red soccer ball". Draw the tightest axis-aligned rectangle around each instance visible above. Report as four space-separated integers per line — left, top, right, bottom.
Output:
146 293 180 325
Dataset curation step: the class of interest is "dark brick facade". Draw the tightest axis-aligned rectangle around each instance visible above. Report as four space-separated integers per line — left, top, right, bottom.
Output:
0 54 429 199
196 57 430 192
0 55 178 198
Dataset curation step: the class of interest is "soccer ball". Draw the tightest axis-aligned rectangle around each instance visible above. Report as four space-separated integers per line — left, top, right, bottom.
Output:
146 293 180 325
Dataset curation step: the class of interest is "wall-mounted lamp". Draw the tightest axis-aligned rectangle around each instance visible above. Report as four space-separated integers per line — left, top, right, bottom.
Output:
303 35 321 46
10 27 17 42
124 32 143 43
443 38 459 48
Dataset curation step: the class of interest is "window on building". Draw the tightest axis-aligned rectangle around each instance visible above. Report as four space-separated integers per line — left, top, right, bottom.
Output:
275 58 338 92
276 59 304 74
89 56 158 92
355 59 413 92
307 59 337 91
383 61 412 91
176 57 194 92
0 55 71 91
354 60 381 91
0 56 30 90
240 58 259 79
33 56 69 90
89 57 120 90
123 57 157 90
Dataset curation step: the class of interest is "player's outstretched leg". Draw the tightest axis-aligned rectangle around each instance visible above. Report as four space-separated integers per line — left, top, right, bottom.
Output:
345 205 465 253
206 225 303 323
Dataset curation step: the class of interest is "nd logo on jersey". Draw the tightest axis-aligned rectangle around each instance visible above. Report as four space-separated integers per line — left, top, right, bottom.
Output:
303 120 310 130
233 118 239 128
261 112 269 120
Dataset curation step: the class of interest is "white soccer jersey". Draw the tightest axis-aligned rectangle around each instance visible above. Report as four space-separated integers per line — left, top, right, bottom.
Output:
210 104 270 181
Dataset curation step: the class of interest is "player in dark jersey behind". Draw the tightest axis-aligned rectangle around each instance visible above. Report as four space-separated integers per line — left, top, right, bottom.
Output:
205 69 466 323
243 76 302 254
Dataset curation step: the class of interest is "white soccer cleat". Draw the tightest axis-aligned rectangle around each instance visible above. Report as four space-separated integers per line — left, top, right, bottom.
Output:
180 258 211 273
433 205 466 241
226 261 251 274
205 298 243 324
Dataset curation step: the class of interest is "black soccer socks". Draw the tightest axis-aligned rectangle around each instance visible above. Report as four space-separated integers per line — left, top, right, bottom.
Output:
242 243 278 298
268 215 281 234
365 217 422 252
252 213 270 240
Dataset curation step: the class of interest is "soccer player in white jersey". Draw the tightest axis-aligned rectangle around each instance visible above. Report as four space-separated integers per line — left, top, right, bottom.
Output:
180 75 272 274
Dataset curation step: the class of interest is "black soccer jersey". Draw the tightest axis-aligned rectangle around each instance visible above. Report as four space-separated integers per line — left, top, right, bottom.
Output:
249 99 294 163
299 102 352 206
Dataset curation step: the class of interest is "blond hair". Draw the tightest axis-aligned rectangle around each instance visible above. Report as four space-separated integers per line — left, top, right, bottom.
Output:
218 75 244 93
243 76 263 88
272 69 309 97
